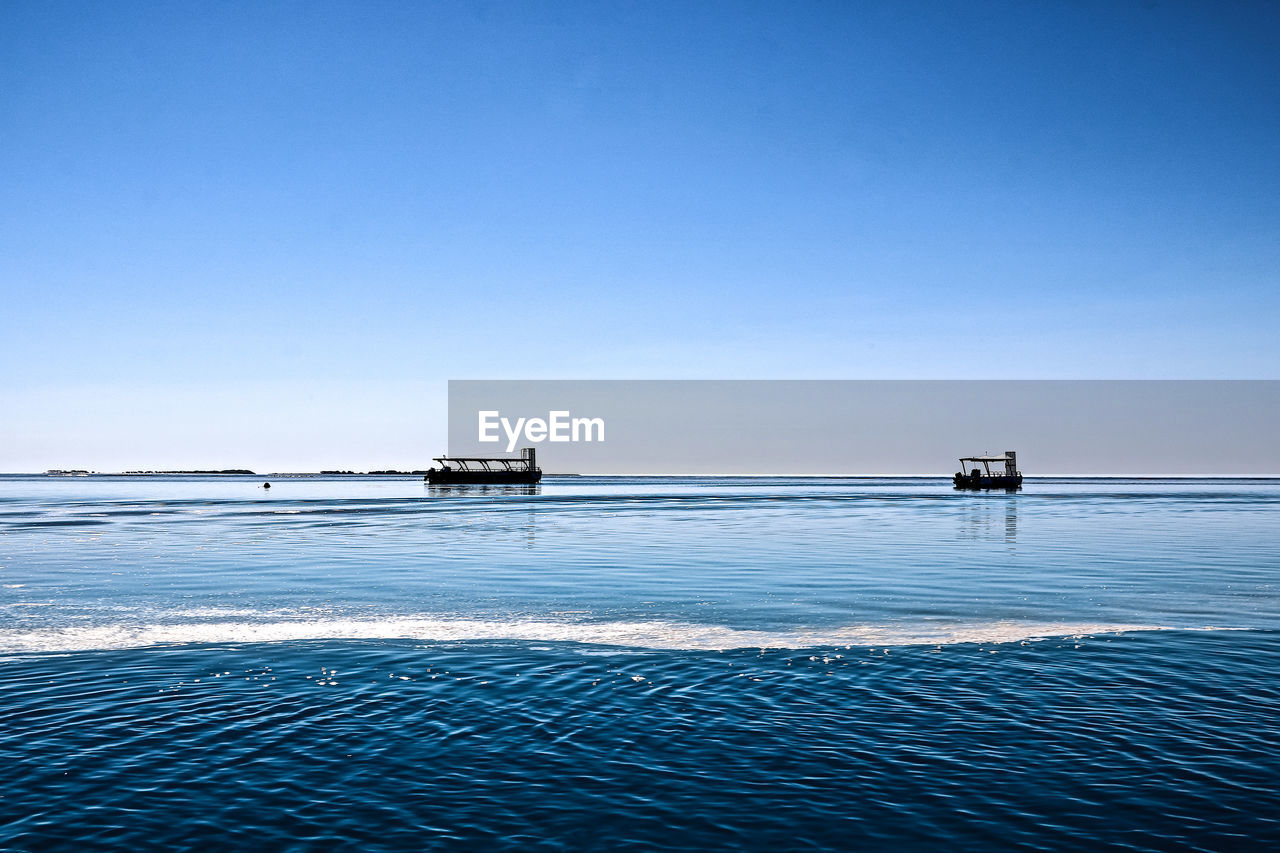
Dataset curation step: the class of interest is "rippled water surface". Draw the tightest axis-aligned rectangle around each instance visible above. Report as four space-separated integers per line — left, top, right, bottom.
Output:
2 475 1278 850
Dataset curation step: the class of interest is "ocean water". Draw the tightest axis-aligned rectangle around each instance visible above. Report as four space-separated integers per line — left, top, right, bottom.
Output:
1 475 1277 850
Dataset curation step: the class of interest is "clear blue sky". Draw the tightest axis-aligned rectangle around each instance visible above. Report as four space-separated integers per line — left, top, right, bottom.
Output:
2 1 1278 470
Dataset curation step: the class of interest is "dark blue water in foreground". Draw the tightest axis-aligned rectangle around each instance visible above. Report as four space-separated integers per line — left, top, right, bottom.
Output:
2 476 1278 850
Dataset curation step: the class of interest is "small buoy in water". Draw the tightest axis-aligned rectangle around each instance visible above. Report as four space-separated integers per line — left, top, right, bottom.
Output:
263 482 271 489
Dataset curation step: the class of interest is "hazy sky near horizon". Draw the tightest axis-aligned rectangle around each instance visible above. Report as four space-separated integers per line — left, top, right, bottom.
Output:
2 1 1278 470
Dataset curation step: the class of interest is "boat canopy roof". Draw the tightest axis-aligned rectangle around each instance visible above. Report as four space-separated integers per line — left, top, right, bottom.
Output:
959 455 1013 462
432 454 538 471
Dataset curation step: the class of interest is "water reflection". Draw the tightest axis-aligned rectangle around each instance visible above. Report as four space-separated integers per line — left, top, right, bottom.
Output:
958 494 1018 548
425 484 541 497
425 483 540 546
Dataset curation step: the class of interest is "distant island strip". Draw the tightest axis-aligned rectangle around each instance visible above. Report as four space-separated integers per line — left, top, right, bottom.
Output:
45 469 433 476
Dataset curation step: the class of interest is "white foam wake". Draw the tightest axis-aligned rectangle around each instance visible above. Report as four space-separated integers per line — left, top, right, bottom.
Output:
0 616 1190 654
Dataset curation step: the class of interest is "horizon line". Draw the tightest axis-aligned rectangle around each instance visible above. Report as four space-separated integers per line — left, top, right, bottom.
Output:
9 472 1280 480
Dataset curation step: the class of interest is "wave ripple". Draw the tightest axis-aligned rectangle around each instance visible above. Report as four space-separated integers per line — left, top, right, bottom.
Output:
2 631 1279 851
0 615 1187 654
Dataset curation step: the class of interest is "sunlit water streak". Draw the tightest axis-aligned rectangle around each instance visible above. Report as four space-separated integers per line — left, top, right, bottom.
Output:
1 475 1277 849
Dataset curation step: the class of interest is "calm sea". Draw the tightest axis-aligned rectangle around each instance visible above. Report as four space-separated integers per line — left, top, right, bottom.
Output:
1 475 1277 850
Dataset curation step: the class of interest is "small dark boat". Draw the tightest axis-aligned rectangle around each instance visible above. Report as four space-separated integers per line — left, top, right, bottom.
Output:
954 451 1022 490
426 447 542 485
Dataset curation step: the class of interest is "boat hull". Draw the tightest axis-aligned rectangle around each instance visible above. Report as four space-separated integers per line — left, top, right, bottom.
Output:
953 474 1022 490
426 469 542 485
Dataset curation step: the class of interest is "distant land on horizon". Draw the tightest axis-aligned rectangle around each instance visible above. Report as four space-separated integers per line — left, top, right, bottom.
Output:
23 470 1280 480
40 469 436 477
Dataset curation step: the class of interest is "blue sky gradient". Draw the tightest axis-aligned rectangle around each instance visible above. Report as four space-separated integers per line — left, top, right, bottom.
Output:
2 1 1278 469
